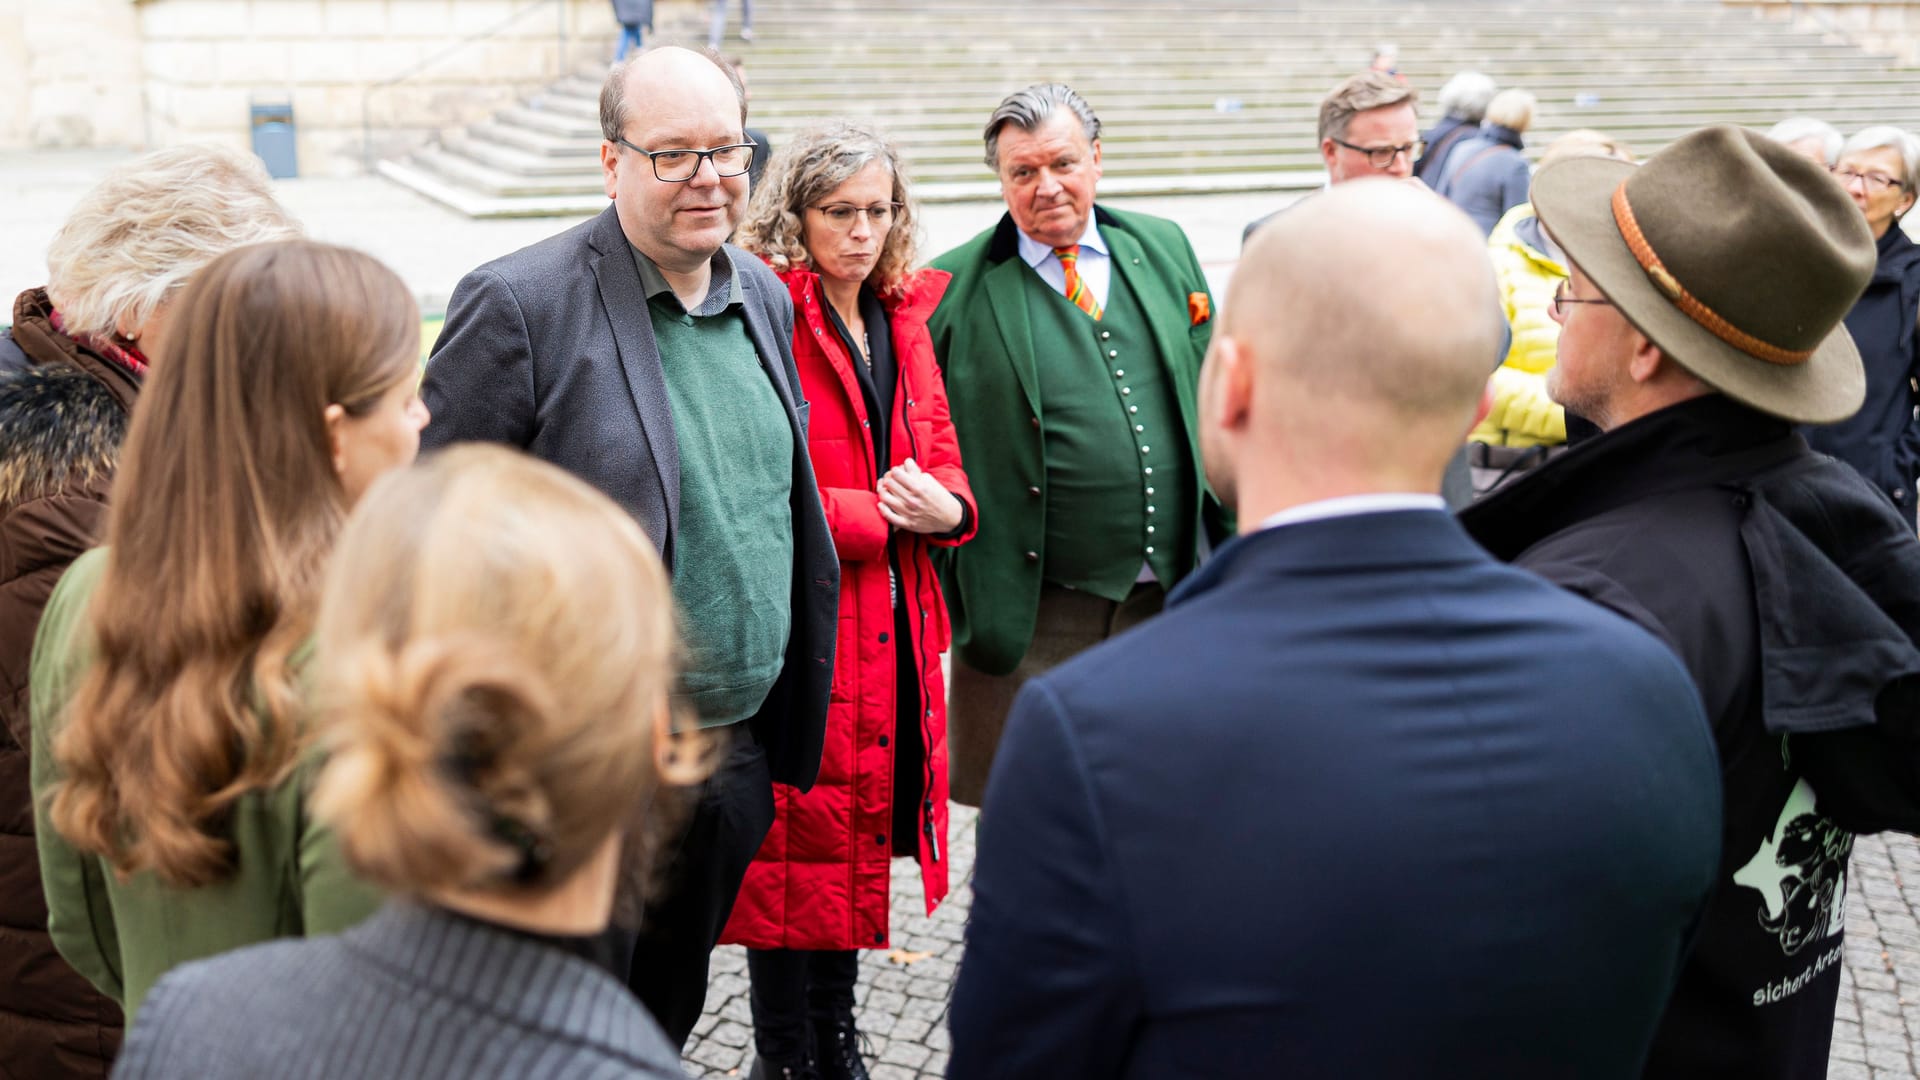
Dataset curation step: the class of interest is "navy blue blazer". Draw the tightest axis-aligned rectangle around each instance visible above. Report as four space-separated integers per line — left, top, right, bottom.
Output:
949 509 1723 1080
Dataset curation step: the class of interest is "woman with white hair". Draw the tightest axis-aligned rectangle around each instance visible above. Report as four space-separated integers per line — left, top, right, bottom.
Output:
1804 125 1920 522
0 142 299 1078
1415 70 1497 181
1767 116 1844 167
1434 88 1538 233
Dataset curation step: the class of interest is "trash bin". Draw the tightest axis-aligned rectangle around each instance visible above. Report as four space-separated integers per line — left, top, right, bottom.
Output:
250 99 298 179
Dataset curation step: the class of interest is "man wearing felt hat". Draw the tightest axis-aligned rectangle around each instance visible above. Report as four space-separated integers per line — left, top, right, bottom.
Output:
1463 125 1920 1080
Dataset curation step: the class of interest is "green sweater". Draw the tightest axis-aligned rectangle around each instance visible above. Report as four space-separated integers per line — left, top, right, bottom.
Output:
29 549 380 1020
639 249 794 727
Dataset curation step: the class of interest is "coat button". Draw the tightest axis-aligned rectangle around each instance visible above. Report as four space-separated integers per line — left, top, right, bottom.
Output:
878 632 889 643
873 932 884 944
1025 550 1039 563
1030 416 1041 430
878 734 889 747
1027 485 1041 497
875 834 887 845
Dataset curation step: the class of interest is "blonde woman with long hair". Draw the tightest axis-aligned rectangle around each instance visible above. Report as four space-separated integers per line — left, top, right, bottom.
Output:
30 240 429 1020
112 445 702 1079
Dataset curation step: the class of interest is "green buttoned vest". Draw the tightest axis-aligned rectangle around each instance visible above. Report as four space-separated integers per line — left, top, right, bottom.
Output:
928 206 1226 676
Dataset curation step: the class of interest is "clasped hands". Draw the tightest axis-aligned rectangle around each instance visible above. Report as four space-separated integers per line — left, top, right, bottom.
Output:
877 458 962 535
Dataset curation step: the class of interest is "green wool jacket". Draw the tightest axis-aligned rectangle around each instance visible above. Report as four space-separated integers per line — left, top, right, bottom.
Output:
30 549 381 1021
928 206 1228 676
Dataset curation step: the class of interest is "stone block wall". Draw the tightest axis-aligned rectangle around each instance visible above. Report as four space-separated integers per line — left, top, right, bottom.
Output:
0 0 702 174
0 0 147 149
139 0 624 176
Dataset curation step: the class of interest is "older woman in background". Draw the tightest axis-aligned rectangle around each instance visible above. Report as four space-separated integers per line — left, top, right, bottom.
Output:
1435 88 1538 233
0 144 299 1078
1415 70 1497 182
31 241 428 1023
1767 116 1844 167
110 446 701 1079
1805 126 1920 522
1469 130 1634 495
725 120 976 1080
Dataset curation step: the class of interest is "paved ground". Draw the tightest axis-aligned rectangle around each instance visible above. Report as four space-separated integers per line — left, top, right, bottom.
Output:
680 818 1920 1078
682 807 977 1079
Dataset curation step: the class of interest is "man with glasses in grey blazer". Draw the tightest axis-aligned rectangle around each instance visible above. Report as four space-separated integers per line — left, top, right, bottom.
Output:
419 46 836 1051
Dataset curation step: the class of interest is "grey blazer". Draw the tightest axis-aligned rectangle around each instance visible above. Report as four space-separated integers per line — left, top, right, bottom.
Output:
112 903 687 1079
420 205 836 790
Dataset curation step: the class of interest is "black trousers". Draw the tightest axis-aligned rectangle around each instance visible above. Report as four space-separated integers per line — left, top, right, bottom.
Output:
746 948 859 1059
627 725 775 1049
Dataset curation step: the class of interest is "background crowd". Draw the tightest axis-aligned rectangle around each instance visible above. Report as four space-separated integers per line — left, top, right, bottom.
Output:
0 39 1918 1080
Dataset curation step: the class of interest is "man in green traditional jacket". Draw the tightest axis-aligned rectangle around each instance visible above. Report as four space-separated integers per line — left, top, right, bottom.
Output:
929 83 1226 806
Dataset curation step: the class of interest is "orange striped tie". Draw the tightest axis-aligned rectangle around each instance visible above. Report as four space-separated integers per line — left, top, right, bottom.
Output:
1054 245 1102 321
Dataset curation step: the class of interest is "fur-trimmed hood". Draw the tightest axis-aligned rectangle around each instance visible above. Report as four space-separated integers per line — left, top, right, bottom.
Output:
0 362 127 511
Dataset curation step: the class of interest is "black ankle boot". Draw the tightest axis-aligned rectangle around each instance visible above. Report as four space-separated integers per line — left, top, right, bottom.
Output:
747 1052 821 1080
812 1013 872 1080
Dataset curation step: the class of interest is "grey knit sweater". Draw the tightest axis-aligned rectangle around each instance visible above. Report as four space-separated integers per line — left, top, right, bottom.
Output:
112 902 686 1079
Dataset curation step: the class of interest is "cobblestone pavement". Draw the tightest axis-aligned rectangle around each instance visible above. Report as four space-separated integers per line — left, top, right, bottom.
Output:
1829 833 1920 1079
683 806 976 1079
685 815 1920 1079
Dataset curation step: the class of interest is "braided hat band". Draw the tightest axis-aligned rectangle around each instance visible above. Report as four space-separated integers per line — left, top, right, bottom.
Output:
1609 183 1815 367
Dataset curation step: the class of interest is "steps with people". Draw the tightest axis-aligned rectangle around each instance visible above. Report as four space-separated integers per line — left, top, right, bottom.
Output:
379 0 1920 217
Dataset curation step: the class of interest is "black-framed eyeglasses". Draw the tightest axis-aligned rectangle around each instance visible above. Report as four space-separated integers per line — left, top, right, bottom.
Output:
1552 279 1614 318
615 138 755 182
1331 137 1424 169
810 202 903 230
1831 166 1904 192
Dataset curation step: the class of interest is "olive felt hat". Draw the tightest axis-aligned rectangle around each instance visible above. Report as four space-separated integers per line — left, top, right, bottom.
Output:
1531 124 1877 425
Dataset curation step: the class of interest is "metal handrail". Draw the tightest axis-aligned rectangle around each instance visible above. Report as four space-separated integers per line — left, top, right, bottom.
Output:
360 0 571 171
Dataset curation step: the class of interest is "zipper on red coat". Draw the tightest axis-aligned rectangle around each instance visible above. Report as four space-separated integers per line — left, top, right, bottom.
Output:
901 375 940 866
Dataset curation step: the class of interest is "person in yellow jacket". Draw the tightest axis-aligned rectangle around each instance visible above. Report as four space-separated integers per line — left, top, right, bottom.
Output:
1469 131 1633 495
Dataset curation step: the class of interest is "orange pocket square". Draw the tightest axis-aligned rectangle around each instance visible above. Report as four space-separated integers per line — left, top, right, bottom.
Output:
1188 292 1211 326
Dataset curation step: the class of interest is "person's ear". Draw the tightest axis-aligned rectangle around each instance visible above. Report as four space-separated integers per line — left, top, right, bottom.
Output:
1626 331 1667 386
1320 137 1339 173
601 140 622 201
1203 333 1255 437
1474 377 1497 429
323 402 349 479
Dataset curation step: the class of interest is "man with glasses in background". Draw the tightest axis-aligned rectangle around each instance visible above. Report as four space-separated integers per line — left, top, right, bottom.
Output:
1244 72 1484 506
418 46 837 1051
927 83 1227 808
1243 70 1423 244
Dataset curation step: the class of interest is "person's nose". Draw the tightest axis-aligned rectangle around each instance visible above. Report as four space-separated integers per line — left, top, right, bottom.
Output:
1033 168 1063 200
848 212 874 241
409 395 431 430
687 153 722 188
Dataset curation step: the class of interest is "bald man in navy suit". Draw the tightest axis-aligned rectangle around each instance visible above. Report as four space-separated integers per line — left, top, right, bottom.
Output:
948 180 1724 1080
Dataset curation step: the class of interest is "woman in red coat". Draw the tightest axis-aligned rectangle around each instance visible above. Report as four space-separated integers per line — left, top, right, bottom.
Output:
726 121 977 1080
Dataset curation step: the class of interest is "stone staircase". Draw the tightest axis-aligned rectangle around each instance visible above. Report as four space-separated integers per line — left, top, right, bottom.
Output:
379 0 1920 217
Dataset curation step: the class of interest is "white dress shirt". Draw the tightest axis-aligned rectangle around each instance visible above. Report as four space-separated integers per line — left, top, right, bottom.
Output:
1016 215 1111 310
1257 494 1447 533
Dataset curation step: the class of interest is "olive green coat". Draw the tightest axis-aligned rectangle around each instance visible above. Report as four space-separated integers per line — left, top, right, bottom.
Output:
30 549 380 1021
928 206 1227 676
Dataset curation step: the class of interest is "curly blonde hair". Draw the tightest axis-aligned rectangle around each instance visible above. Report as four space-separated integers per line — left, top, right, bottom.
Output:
736 120 919 297
45 143 301 341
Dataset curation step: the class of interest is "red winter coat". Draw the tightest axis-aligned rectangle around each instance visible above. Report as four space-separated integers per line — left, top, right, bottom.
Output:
721 266 976 951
